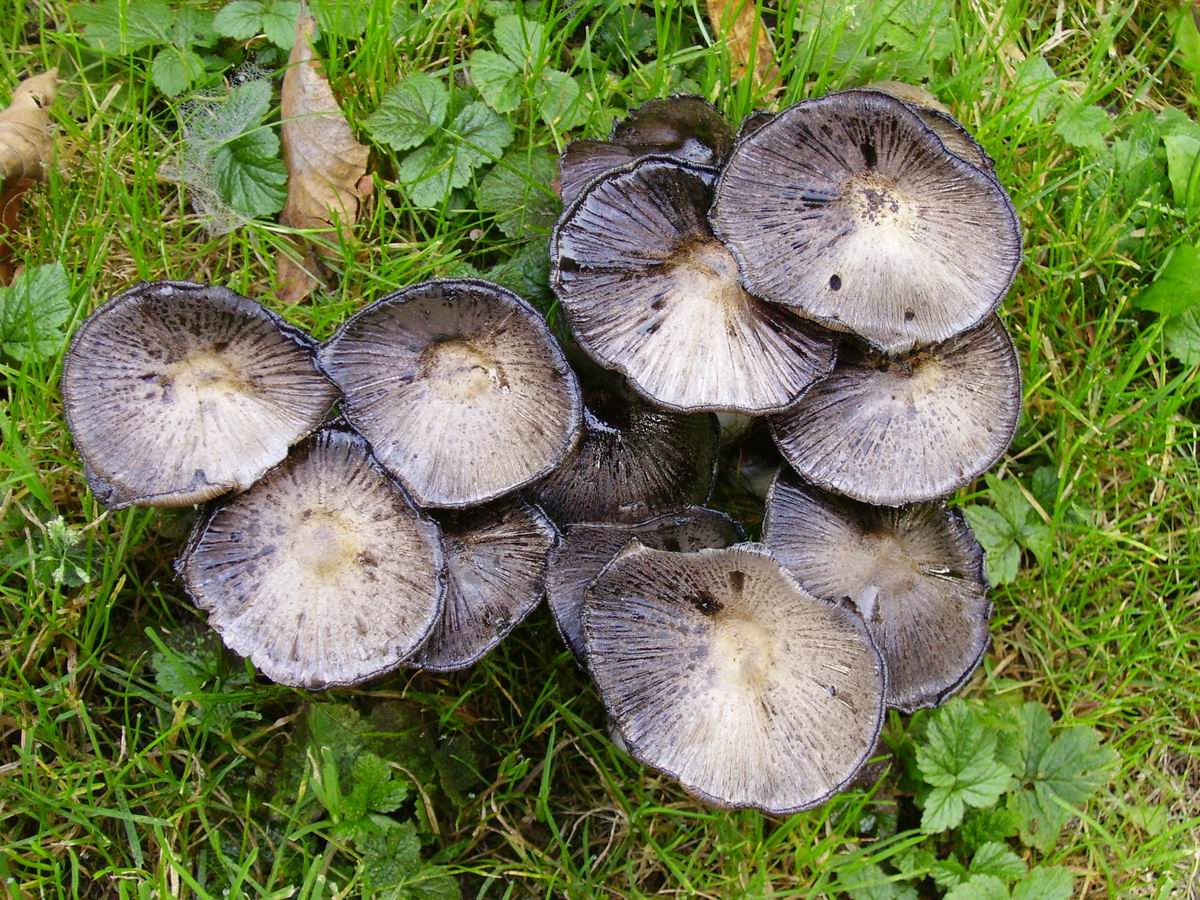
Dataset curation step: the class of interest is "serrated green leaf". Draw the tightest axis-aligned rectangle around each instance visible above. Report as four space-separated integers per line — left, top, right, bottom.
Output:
73 0 173 53
399 144 455 208
171 7 218 48
309 0 368 36
150 45 205 96
493 14 545 68
931 855 969 889
486 239 552 306
476 149 559 237
1012 866 1073 900
213 122 287 216
1164 307 1200 366
366 73 450 151
213 0 263 40
451 100 514 167
878 0 954 62
1164 133 1200 212
469 50 522 113
944 874 1010 900
969 842 1026 881
959 805 1022 854
262 0 300 48
917 701 1011 833
1018 522 1052 566
962 505 1015 548
1031 466 1058 510
1135 245 1200 316
1054 104 1110 154
0 262 72 363
350 753 410 814
1012 55 1059 123
535 68 582 128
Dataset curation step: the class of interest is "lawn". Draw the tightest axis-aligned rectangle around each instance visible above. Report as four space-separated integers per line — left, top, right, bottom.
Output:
1 0 1198 896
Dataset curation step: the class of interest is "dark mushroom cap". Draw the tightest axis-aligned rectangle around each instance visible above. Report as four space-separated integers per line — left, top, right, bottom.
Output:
763 470 991 712
734 108 775 142
712 89 1021 354
771 315 1021 506
862 82 994 172
176 429 445 689
318 279 583 509
551 157 836 414
410 498 557 672
61 281 336 510
545 506 745 661
533 379 720 526
558 95 733 205
583 542 886 813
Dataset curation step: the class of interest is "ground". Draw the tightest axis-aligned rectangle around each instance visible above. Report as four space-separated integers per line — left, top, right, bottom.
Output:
1 0 1198 897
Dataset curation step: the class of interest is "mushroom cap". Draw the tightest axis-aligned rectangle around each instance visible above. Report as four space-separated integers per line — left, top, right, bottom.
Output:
545 506 745 661
318 279 583 509
61 281 336 510
551 157 837 413
734 108 775 142
176 428 445 689
711 89 1021 354
771 315 1021 506
558 95 733 205
411 499 557 672
763 470 991 712
583 542 886 813
533 380 720 526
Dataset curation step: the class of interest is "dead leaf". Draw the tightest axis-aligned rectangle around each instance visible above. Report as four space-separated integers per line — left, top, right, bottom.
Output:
706 0 780 97
1 69 58 284
276 14 370 303
863 80 952 115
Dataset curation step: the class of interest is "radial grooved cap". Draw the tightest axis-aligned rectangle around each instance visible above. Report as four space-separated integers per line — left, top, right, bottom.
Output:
763 470 991 711
583 542 886 813
176 429 446 689
61 281 336 509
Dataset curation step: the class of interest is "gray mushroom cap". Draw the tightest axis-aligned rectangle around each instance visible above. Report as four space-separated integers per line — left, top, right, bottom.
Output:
558 95 733 205
61 281 336 510
583 542 886 813
410 499 557 672
533 379 720 526
552 157 836 414
712 89 1021 354
545 506 745 661
763 470 991 712
771 315 1022 506
176 429 446 689
318 279 583 509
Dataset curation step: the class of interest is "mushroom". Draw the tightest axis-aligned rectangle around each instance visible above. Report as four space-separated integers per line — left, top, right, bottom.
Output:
318 279 583 509
558 95 732 204
176 428 445 689
863 81 994 173
763 469 991 712
410 499 557 672
545 506 745 661
551 156 836 414
711 89 1021 353
770 315 1021 506
582 542 886 813
61 281 336 509
733 108 775 142
533 374 720 526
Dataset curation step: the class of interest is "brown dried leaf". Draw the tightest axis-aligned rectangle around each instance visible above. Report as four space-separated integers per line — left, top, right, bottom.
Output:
0 69 57 187
705 0 779 97
276 15 370 303
863 80 952 114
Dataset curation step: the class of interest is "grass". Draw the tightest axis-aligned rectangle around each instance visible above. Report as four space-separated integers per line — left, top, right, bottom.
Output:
1 0 1199 896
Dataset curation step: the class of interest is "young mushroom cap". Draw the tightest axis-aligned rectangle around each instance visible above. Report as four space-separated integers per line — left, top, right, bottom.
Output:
545 506 745 661
533 378 720 526
711 89 1021 354
558 95 733 205
410 499 557 672
771 315 1021 506
763 470 991 712
61 281 336 510
318 279 582 509
583 542 886 813
552 157 836 414
176 429 445 689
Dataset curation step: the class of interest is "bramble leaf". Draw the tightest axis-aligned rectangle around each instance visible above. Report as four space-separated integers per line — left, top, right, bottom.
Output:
476 148 558 237
366 73 449 151
73 0 173 53
1054 104 1110 154
150 45 205 96
1012 866 1073 900
917 701 1012 833
0 262 72 363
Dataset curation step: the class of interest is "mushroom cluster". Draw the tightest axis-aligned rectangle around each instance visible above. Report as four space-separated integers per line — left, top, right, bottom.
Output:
62 87 1022 815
